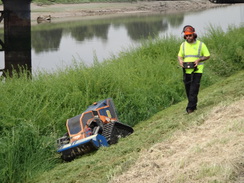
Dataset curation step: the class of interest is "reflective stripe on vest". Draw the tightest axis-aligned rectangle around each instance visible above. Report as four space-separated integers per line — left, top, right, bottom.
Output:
182 41 203 58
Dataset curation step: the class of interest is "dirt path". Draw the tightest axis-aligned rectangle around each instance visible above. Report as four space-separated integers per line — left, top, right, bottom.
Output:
110 99 244 183
30 0 228 22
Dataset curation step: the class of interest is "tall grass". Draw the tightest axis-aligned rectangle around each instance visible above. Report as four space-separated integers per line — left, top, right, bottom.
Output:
204 25 244 76
0 123 57 183
34 70 244 183
0 26 243 183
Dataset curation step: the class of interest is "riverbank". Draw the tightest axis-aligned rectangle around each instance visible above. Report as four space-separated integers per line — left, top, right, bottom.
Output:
0 20 243 183
30 0 228 23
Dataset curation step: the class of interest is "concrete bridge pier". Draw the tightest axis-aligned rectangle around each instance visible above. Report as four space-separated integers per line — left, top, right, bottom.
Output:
1 0 31 77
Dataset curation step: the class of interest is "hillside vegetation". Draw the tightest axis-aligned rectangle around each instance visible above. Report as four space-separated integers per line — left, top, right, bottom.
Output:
37 70 244 183
110 72 244 183
0 26 243 183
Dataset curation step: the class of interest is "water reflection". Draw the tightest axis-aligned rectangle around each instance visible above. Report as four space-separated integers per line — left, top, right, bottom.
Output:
124 17 169 40
30 13 185 73
32 29 62 53
71 24 110 42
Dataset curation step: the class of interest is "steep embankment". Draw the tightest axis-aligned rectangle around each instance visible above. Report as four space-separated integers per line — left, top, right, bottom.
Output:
110 99 244 183
109 72 244 183
34 71 244 183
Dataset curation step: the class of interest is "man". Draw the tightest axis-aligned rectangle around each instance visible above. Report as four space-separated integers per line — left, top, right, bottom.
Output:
178 25 210 114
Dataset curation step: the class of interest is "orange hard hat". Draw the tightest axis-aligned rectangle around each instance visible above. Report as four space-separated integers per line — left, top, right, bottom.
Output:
183 25 195 35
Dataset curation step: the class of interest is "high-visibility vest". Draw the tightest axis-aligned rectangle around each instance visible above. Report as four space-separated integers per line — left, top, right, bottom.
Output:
182 41 203 60
179 40 209 74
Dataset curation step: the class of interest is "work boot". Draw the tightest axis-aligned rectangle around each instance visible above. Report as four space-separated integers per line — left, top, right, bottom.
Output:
187 109 194 114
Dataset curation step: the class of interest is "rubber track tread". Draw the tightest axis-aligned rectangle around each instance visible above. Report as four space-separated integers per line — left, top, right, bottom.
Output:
102 122 115 144
102 121 134 145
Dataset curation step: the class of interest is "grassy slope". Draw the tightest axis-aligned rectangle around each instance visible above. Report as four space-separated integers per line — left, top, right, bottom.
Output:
33 70 244 183
0 24 242 183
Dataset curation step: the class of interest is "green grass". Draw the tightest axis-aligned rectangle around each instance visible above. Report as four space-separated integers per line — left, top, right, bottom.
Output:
32 70 244 183
0 26 243 183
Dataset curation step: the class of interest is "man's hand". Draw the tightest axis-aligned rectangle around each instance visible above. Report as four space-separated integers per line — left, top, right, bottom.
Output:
194 56 210 67
177 56 184 68
194 59 201 67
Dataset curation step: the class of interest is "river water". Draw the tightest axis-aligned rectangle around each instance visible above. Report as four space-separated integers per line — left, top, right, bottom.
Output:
1 3 244 74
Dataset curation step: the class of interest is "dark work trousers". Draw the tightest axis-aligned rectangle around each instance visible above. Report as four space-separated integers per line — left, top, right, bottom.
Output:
183 72 202 111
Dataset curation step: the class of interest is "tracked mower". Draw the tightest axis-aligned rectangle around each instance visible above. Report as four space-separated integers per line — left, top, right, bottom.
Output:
57 98 134 161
